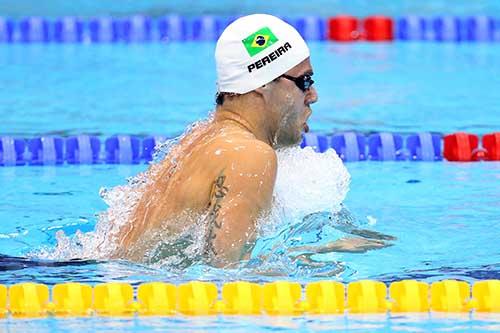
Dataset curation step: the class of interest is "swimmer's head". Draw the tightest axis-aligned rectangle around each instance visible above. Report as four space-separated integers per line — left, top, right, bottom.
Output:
216 14 310 94
215 14 317 147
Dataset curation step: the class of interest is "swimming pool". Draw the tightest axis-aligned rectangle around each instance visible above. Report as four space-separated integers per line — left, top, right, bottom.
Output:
0 15 499 333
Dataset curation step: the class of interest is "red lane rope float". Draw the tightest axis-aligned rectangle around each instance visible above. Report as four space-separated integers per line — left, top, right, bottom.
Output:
327 15 394 42
444 132 479 161
483 132 500 161
363 16 394 41
327 15 360 42
443 132 500 162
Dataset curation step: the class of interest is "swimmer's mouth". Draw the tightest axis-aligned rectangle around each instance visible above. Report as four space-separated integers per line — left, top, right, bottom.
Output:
303 123 310 133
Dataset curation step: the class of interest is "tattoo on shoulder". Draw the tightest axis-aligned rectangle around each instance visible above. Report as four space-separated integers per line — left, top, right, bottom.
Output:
202 171 229 258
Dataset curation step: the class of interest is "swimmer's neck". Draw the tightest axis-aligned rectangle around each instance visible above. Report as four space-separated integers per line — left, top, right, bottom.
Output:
214 96 277 147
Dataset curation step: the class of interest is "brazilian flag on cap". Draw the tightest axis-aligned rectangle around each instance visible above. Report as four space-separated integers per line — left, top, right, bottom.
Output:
242 27 279 57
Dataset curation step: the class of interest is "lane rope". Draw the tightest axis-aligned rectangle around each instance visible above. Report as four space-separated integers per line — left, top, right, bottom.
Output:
0 15 499 43
1 132 499 166
0 279 499 317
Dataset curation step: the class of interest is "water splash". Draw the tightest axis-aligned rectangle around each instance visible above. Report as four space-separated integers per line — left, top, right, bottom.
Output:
34 167 155 260
261 146 350 235
33 136 369 278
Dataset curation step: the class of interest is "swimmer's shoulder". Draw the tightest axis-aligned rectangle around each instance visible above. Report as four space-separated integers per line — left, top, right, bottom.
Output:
213 135 277 159
207 135 277 174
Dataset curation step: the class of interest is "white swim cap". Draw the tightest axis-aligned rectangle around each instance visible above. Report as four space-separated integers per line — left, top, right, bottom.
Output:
215 14 310 94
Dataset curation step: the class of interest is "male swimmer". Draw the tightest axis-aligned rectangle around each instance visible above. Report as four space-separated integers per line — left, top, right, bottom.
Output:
111 14 392 267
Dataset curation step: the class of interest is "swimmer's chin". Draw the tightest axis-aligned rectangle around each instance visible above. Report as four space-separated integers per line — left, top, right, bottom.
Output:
273 140 302 150
273 128 307 149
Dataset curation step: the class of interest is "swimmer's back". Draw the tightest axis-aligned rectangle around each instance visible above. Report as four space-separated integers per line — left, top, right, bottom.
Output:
112 120 277 264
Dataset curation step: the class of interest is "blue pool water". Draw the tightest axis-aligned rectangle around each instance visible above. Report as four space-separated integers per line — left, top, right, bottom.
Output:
1 43 499 136
1 17 500 333
1 313 500 332
1 161 498 285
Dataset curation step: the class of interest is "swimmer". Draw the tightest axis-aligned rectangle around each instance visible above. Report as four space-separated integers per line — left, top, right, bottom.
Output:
111 14 391 267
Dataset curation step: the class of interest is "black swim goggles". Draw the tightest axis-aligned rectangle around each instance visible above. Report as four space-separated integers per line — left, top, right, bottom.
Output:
280 73 315 92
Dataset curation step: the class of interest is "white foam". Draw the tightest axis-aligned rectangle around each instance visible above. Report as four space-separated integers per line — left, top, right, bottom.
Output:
259 146 350 235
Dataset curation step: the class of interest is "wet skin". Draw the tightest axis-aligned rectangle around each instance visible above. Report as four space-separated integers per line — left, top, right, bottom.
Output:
111 58 392 267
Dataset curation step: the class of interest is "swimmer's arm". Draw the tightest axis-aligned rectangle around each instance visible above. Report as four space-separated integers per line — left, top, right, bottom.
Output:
288 237 393 254
203 145 277 267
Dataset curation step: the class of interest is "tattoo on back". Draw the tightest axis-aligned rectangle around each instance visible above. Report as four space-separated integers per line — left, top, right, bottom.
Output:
202 172 229 258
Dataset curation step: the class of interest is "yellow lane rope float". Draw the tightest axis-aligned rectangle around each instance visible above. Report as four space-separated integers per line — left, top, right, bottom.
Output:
0 279 498 318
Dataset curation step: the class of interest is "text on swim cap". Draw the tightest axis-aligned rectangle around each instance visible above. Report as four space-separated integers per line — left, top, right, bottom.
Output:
247 42 292 73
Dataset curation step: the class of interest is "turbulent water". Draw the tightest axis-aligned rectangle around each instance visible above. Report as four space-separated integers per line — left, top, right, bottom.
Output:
30 128 397 278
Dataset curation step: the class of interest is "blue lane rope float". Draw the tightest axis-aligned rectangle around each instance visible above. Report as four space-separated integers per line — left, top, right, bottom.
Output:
1 132 499 166
368 132 406 161
397 15 499 42
332 132 367 162
88 17 119 43
54 17 84 43
28 136 65 165
0 136 26 166
66 135 101 164
0 15 499 43
158 15 191 42
19 17 50 43
0 279 498 318
285 16 327 41
407 133 442 161
105 135 142 164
